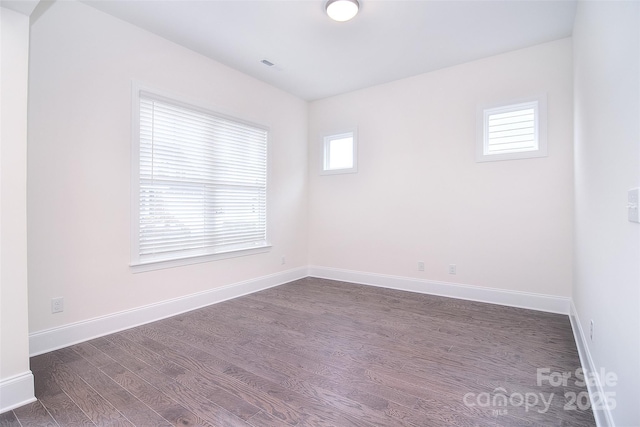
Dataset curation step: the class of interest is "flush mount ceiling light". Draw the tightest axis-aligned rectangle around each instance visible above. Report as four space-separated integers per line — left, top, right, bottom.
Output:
326 0 359 22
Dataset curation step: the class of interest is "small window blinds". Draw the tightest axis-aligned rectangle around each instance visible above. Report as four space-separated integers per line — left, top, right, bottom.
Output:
484 101 539 155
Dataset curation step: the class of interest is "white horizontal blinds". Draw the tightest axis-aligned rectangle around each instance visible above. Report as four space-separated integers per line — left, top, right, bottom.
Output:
485 101 538 155
139 94 267 261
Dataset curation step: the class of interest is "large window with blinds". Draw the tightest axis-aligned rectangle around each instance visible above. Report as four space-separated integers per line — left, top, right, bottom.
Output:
476 95 547 162
131 87 269 270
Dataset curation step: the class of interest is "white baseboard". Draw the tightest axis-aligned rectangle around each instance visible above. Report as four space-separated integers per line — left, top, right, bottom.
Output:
308 265 570 314
28 264 570 355
0 371 36 414
29 267 308 357
569 301 615 427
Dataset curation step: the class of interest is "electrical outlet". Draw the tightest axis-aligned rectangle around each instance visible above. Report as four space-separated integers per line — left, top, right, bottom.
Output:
590 320 594 341
418 261 425 271
448 264 457 275
281 256 286 265
51 297 64 314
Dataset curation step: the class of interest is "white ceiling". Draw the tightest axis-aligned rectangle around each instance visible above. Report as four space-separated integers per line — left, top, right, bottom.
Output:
82 0 577 101
1 0 40 16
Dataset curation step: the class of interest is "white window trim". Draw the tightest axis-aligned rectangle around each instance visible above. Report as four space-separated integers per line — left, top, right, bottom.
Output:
130 82 271 272
130 246 271 273
476 94 548 163
321 128 358 175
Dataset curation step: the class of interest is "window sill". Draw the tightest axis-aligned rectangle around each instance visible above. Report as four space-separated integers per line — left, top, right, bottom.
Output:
475 149 548 163
130 245 272 273
320 167 358 175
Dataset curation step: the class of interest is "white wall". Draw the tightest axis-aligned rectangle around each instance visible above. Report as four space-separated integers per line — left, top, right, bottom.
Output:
573 1 640 426
308 39 574 298
27 1 308 335
0 5 35 412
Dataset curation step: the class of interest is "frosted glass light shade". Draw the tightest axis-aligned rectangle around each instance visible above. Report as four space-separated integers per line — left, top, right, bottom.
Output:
326 0 359 22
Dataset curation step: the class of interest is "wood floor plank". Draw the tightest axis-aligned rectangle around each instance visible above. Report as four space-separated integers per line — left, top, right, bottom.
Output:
143 318 387 427
154 310 490 425
18 278 595 427
38 392 96 427
0 411 22 427
178 299 494 398
240 324 501 423
106 337 258 426
245 410 294 427
100 332 303 426
90 338 245 427
69 341 118 369
32 357 96 427
12 400 58 427
151 315 483 427
227 295 524 390
44 351 133 427
108 332 262 421
244 284 566 362
119 326 305 427
260 280 575 352
96 357 214 427
55 347 173 427
240 340 497 427
127 324 376 427
155 284 589 425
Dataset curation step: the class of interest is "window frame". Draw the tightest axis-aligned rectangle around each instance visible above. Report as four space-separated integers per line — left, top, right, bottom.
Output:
130 82 271 272
321 129 358 175
476 94 548 163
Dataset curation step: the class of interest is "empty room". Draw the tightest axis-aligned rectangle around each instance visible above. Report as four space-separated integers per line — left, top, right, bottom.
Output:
1 0 638 426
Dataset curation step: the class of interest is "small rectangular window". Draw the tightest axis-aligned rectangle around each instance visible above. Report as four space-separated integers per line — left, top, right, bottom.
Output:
131 85 269 270
322 130 357 175
476 95 547 162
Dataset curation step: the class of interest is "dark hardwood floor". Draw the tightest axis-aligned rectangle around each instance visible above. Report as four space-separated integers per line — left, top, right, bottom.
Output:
1 277 595 426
